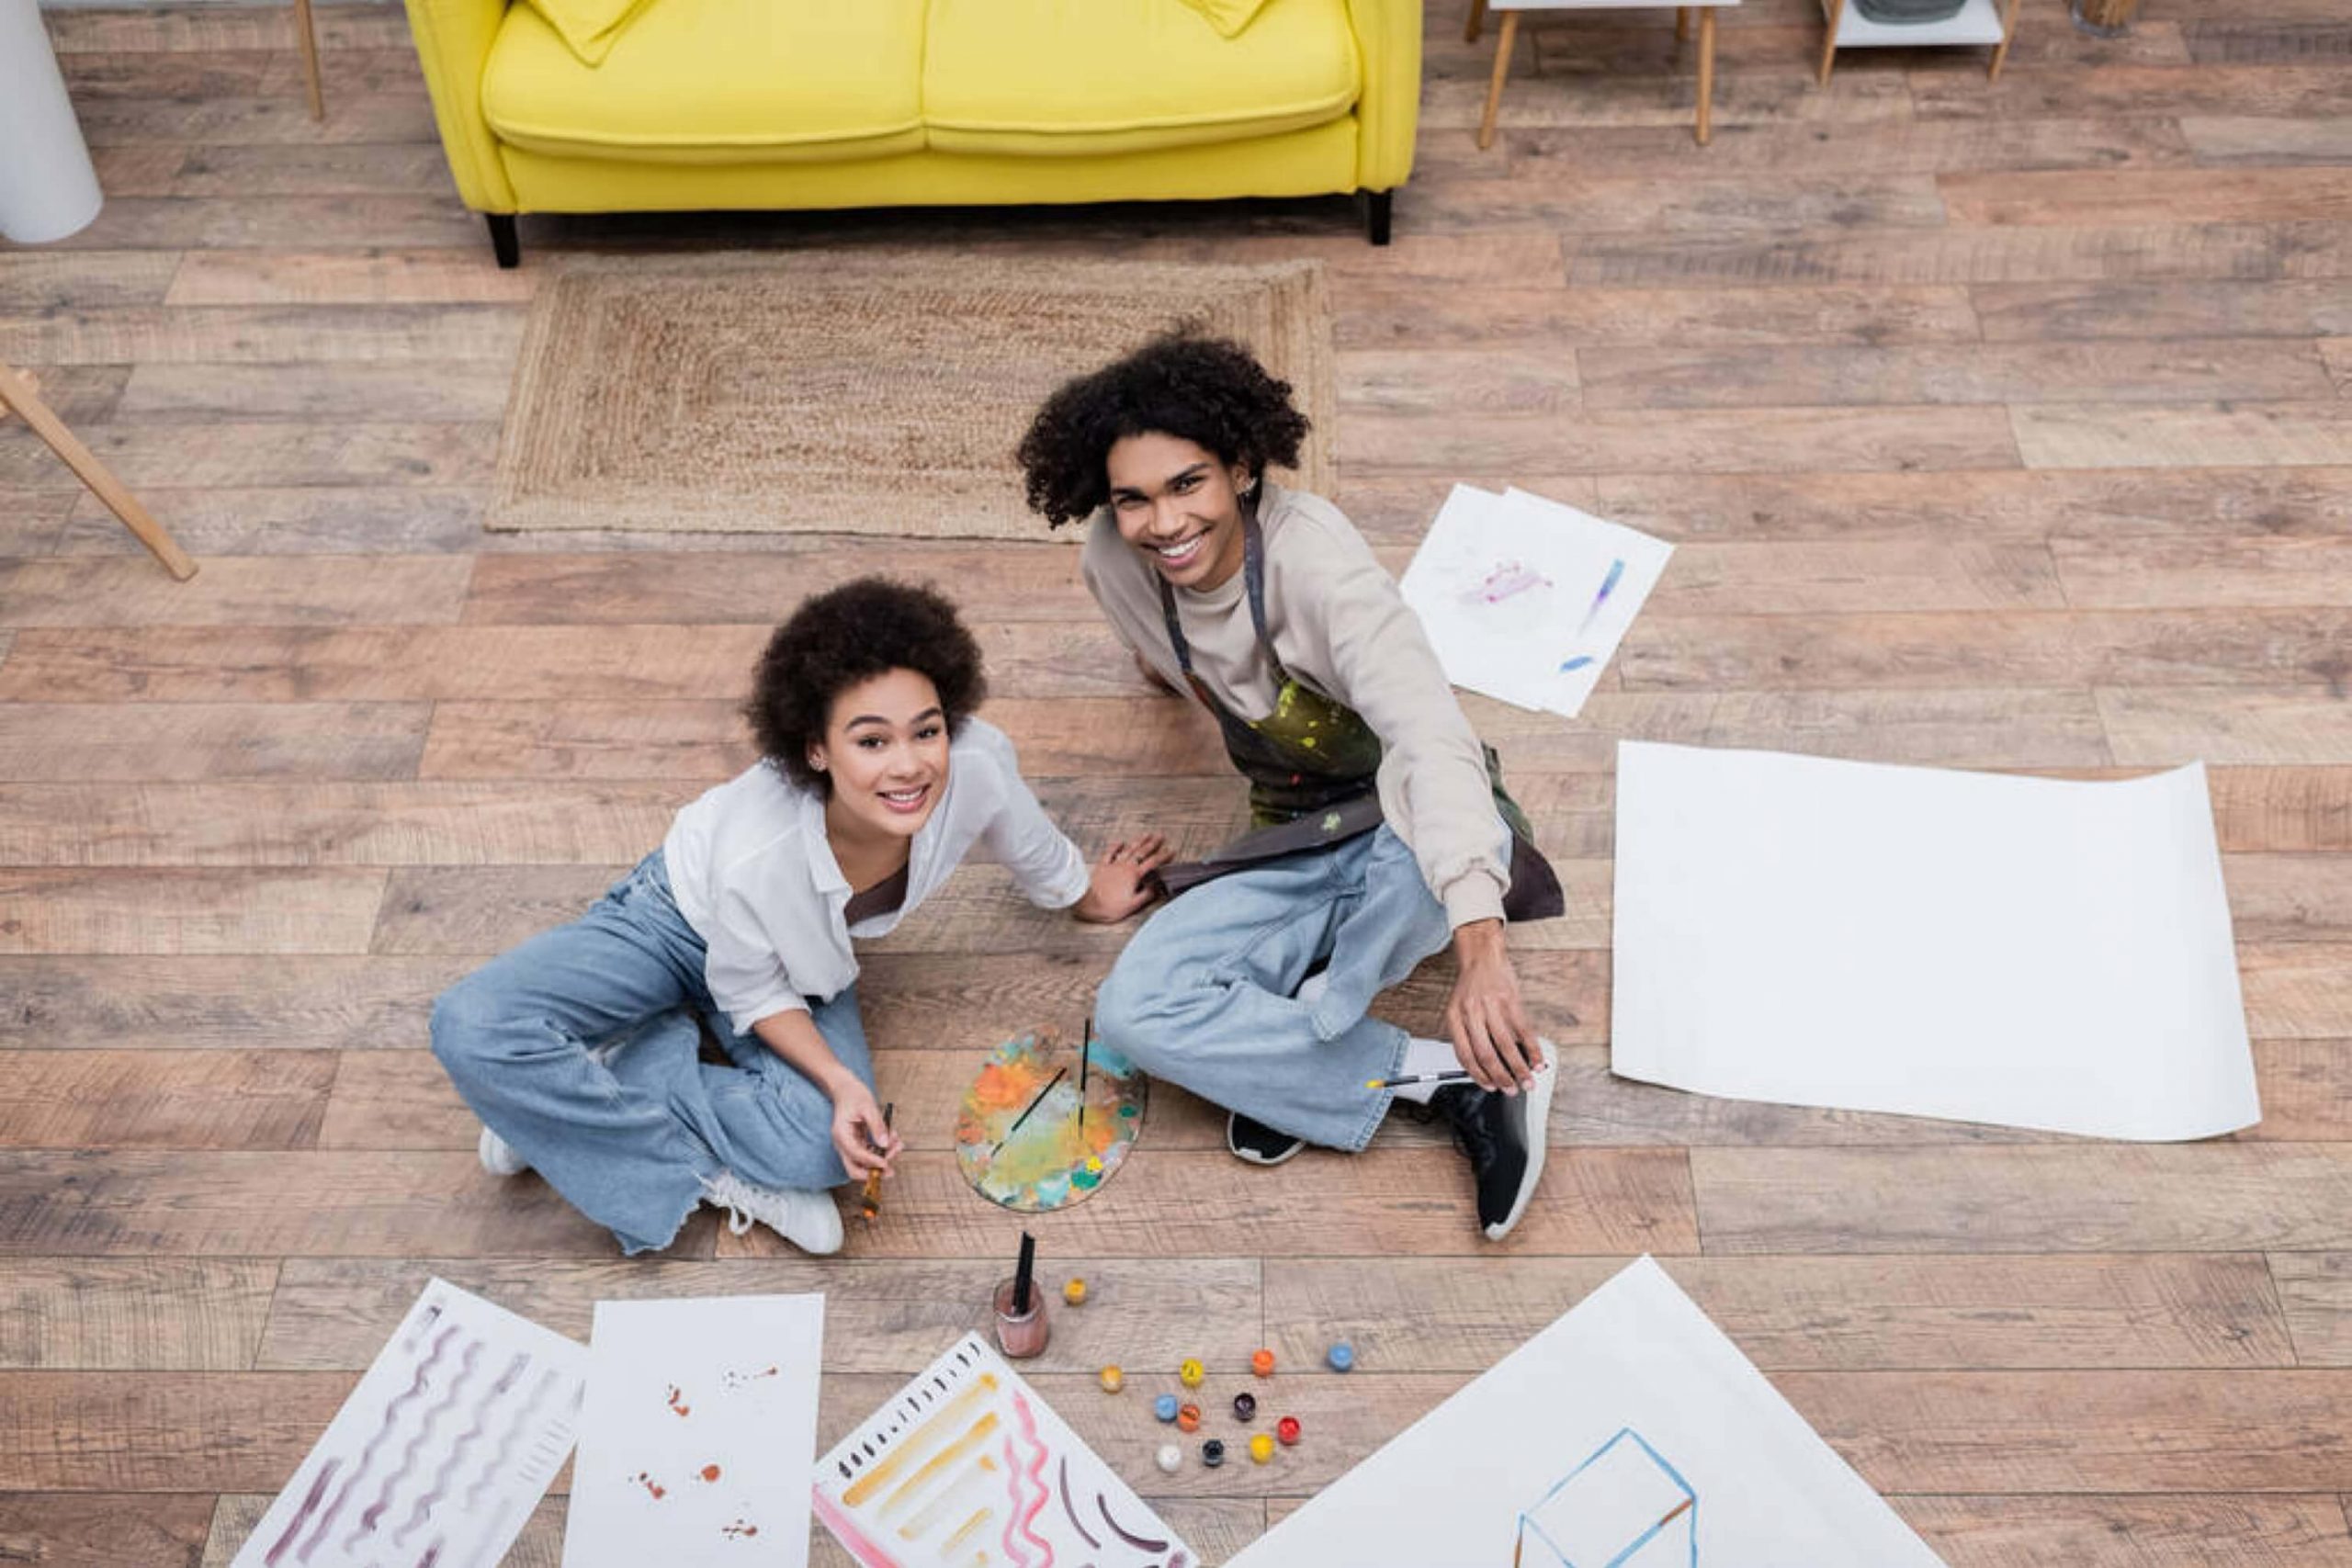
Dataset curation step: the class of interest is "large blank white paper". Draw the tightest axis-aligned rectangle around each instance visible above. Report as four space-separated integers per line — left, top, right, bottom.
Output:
233 1279 585 1568
562 1294 824 1567
1398 483 1673 716
1612 741 2259 1140
1227 1257 1943 1567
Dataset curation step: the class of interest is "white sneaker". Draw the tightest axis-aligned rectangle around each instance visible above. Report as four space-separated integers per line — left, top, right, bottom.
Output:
478 1124 530 1178
701 1169 844 1256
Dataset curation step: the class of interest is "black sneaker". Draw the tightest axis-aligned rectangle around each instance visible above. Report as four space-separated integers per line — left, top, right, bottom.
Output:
1227 1110 1306 1167
1430 1062 1555 1241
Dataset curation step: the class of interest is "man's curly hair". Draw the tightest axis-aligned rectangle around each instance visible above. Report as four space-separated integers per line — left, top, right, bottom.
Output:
744 578 987 792
1016 329 1312 527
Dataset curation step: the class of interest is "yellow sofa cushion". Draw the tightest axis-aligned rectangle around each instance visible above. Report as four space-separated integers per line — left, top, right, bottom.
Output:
482 0 927 164
923 0 1360 158
1177 0 1273 37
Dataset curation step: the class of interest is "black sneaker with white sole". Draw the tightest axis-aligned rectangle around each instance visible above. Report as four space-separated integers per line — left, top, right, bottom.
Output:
1430 1062 1555 1241
1227 1110 1306 1167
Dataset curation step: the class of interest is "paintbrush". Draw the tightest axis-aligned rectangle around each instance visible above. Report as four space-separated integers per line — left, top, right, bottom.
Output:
858 1101 893 1224
1012 1231 1035 1315
990 1066 1067 1157
1078 1015 1091 1133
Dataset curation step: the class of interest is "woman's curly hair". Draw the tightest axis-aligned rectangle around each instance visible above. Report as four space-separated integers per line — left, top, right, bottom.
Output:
1016 329 1311 527
744 578 988 792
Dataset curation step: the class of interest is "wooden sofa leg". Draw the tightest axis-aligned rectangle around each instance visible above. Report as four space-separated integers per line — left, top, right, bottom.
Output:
487 213 520 270
1363 189 1394 246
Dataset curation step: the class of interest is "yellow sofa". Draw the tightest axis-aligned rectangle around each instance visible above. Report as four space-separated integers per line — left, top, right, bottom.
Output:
404 0 1424 266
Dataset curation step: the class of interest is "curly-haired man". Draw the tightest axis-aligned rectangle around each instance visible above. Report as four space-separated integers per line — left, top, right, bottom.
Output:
1018 331 1561 1242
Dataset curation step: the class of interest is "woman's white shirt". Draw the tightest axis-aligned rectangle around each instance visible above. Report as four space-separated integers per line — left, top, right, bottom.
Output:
662 717 1089 1035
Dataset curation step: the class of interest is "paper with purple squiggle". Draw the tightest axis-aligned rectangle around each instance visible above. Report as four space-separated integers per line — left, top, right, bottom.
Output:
234 1279 587 1568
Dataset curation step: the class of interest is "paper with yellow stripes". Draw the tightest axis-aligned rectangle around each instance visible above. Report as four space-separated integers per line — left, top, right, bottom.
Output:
814 1334 1193 1568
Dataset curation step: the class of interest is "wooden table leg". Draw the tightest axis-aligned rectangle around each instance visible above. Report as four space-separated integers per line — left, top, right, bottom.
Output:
0 361 198 580
1466 0 1488 43
1676 6 1690 41
1695 6 1716 144
291 0 324 120
1818 0 1845 86
1477 10 1518 151
1989 0 2025 79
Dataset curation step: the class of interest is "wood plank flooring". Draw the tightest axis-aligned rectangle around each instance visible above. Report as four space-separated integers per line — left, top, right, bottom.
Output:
4 1 2350 1562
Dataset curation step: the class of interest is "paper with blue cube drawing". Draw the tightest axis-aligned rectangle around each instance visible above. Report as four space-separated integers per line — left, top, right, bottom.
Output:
1227 1257 1943 1567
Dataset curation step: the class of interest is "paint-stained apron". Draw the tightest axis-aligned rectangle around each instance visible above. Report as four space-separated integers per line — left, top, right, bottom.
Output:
1151 508 1563 922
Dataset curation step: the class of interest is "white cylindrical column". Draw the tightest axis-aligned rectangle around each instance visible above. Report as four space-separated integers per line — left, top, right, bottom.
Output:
0 0 105 244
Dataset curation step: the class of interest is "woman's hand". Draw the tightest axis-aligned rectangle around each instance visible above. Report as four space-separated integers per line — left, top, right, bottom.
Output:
1444 919 1547 1094
1072 834 1174 923
830 1080 900 1180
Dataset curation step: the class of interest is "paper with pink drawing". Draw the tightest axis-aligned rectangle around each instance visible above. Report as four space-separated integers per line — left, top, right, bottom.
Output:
561 1294 825 1567
1399 483 1674 718
233 1277 586 1568
814 1334 1194 1568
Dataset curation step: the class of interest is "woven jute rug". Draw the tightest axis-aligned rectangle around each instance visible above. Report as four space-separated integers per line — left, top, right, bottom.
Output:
487 253 1336 541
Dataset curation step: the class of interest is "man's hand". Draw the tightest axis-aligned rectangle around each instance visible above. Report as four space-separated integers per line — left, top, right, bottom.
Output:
830 1080 900 1180
1073 834 1173 923
1443 919 1546 1094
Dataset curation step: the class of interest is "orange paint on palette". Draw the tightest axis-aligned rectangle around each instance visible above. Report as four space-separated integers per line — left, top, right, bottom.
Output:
631 1472 667 1500
971 1059 1040 1113
699 1464 722 1483
666 1384 691 1416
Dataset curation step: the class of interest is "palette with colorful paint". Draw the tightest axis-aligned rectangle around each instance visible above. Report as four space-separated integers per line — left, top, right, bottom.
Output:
955 1028 1148 1213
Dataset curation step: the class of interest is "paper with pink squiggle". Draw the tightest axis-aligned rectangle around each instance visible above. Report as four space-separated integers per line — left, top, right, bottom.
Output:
815 1335 1192 1568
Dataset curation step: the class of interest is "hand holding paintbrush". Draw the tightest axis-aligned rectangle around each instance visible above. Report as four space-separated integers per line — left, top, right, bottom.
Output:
831 1082 899 1187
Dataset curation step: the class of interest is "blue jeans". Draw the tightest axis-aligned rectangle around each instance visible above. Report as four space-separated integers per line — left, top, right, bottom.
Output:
429 851 872 1255
1093 825 1453 1152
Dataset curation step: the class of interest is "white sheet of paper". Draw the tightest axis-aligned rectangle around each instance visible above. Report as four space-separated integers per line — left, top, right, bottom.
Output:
232 1278 585 1568
1397 483 1673 716
1227 1257 1943 1567
813 1334 1193 1568
561 1294 824 1568
1611 741 2261 1140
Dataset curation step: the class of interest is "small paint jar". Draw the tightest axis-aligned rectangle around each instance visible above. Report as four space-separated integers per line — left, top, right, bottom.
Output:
1098 1365 1124 1393
1063 1277 1088 1307
1327 1341 1354 1372
1178 1358 1204 1388
1232 1392 1257 1424
990 1278 1050 1360
1156 1443 1183 1474
1250 1433 1275 1464
1176 1403 1202 1433
1155 1393 1181 1423
1201 1438 1227 1469
1251 1348 1275 1378
1277 1415 1302 1446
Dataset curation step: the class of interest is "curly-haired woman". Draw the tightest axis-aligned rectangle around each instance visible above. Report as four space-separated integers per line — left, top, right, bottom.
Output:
430 579 1169 1257
1018 331 1560 1242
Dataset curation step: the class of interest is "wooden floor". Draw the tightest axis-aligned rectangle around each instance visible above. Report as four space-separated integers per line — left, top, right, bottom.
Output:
4 0 2351 1561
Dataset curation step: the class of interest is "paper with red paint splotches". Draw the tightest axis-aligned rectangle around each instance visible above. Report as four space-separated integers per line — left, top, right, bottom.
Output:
814 1334 1193 1568
233 1277 586 1568
562 1294 825 1568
